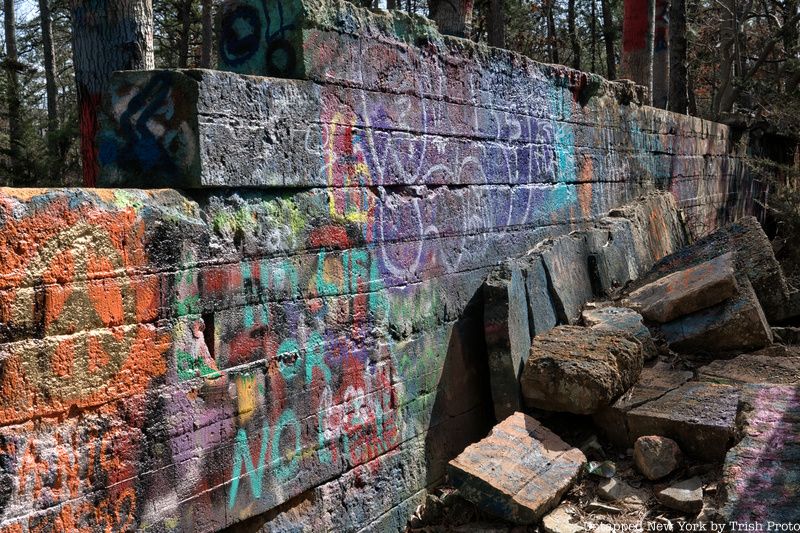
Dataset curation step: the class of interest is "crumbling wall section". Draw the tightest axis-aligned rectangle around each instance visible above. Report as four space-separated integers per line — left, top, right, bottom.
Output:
0 0 766 531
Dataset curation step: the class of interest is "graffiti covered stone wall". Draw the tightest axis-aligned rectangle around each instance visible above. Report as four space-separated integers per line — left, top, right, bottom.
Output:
0 0 765 531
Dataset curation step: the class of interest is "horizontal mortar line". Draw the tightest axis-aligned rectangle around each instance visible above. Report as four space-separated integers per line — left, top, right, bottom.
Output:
288 67 722 134
198 112 722 150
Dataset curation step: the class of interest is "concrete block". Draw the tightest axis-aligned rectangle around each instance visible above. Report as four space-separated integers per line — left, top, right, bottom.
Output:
626 251 738 323
659 277 773 353
448 412 586 524
483 264 531 421
521 326 643 415
627 382 739 462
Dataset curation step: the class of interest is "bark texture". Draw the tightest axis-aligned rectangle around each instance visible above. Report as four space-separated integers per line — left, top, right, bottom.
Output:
652 0 669 108
39 0 60 170
602 0 617 79
70 0 155 187
4 0 21 170
621 0 655 99
201 0 213 67
668 0 688 113
428 0 474 38
487 0 505 48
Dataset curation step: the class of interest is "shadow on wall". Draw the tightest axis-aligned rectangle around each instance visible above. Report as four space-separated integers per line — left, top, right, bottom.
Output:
423 289 495 487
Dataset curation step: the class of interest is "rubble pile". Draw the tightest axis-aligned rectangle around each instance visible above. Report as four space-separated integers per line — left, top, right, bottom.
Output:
408 194 800 531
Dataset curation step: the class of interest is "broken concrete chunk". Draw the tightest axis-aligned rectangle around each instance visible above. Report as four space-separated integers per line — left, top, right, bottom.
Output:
627 382 739 462
535 234 596 325
656 477 703 514
626 252 738 323
521 326 643 415
448 412 586 525
593 364 694 447
659 277 772 354
542 506 583 533
483 264 532 421
697 350 800 386
634 216 789 323
516 253 559 337
606 192 688 271
582 306 657 360
633 435 682 480
721 384 800 522
597 478 647 508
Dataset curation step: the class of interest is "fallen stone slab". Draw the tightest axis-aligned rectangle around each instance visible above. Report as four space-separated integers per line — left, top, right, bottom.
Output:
483 264 532 421
721 384 800 523
534 234 596 325
697 350 800 386
633 435 682 480
659 277 772 354
521 326 643 415
632 216 789 323
627 382 739 462
582 306 657 360
448 412 586 524
625 252 738 323
517 253 559 337
593 363 693 447
656 477 703 514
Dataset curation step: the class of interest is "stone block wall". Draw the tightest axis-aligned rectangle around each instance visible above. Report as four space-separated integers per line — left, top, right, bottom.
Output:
0 0 766 531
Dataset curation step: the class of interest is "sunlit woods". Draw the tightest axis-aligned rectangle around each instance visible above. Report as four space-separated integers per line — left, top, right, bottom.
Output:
0 0 796 186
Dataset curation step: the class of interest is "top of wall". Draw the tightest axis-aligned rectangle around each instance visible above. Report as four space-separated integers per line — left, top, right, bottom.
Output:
217 0 648 109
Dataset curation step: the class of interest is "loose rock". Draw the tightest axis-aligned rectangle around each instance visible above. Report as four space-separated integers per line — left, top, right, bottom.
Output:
582 306 657 360
597 478 647 508
448 412 586 524
542 506 583 533
521 326 644 414
659 277 772 354
627 382 739 462
626 252 738 323
656 477 703 514
633 435 682 480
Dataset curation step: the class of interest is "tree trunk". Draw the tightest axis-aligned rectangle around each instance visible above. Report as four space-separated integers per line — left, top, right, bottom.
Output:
568 0 581 69
39 0 60 173
602 0 617 78
178 0 191 68
4 0 21 172
387 0 396 9
590 0 597 72
201 0 213 67
668 0 687 113
546 0 559 63
70 0 155 187
487 0 505 47
428 0 474 38
652 0 669 108
621 0 655 99
712 0 736 116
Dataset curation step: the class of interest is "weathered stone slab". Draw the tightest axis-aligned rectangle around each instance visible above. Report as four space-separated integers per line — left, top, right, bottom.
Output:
625 252 738 323
634 216 789 322
521 326 643 415
582 306 657 360
516 253 559 337
448 412 586 524
721 385 800 523
535 234 596 325
659 277 772 353
627 382 739 462
697 350 800 386
483 264 532 421
593 363 693 447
